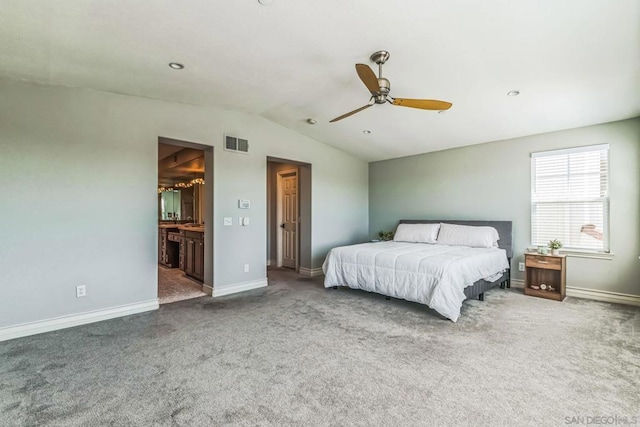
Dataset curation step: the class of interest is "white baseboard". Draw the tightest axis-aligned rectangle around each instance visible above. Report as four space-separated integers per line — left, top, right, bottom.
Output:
510 279 640 306
0 299 159 343
267 259 277 267
509 279 525 289
299 267 324 277
212 278 268 297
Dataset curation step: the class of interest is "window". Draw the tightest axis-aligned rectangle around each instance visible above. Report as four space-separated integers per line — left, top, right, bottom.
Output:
531 144 609 252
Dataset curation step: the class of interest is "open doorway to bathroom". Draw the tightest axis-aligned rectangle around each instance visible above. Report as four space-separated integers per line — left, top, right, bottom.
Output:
158 137 214 304
266 157 312 276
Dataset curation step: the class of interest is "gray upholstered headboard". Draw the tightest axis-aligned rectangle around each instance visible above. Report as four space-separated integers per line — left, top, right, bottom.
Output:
398 220 513 259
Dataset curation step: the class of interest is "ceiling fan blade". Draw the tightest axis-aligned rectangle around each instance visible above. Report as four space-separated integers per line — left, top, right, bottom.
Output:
391 98 453 111
355 64 379 95
329 103 373 123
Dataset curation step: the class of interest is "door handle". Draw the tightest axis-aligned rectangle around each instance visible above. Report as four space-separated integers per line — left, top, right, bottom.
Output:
280 224 285 228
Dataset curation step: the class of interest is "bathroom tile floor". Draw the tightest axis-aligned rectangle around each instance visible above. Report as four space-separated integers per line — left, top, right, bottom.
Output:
158 266 207 304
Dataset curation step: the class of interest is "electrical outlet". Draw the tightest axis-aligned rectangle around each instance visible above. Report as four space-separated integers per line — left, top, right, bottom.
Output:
76 285 87 298
518 262 525 272
244 264 249 273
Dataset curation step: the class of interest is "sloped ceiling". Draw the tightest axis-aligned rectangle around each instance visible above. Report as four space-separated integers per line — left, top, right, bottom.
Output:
1 0 638 161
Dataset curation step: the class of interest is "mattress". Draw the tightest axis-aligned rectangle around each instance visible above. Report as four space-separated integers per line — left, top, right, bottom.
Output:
323 241 509 322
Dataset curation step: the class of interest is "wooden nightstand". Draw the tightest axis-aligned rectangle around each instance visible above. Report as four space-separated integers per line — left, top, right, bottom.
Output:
524 253 566 301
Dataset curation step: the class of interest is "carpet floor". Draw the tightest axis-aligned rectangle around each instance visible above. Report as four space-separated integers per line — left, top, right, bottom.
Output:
1 269 638 426
158 266 206 305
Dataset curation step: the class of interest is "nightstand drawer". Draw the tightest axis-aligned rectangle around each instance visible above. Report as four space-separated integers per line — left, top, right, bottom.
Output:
525 255 562 270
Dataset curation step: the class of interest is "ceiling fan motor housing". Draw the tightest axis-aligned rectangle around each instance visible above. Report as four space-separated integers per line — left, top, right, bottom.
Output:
375 77 390 103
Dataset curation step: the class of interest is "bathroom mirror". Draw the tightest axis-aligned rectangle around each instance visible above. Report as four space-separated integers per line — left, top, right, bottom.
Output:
158 143 205 223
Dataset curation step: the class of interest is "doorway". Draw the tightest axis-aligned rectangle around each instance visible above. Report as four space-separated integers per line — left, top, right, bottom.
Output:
277 168 298 269
266 157 312 274
157 137 214 304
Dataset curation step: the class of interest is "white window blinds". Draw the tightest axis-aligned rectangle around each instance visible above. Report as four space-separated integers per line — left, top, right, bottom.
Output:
531 144 609 252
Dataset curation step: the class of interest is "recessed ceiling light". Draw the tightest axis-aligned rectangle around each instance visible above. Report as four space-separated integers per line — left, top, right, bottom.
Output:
363 130 371 134
507 90 520 97
306 118 317 125
169 62 184 70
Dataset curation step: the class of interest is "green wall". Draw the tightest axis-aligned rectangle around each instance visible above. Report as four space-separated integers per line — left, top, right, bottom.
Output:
369 118 640 296
0 78 368 329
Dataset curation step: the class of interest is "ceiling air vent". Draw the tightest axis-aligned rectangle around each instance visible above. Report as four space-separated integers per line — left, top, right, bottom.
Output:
224 134 249 154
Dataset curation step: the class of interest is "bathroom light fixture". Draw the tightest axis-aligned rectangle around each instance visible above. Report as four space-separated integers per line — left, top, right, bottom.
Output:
169 62 184 70
507 90 520 96
191 178 205 185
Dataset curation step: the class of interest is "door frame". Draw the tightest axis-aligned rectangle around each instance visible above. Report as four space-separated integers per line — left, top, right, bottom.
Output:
276 168 299 270
158 137 214 295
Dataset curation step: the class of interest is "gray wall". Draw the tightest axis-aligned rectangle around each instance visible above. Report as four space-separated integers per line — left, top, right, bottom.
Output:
0 79 369 328
369 118 640 296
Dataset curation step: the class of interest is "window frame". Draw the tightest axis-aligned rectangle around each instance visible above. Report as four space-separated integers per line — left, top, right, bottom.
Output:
530 143 610 254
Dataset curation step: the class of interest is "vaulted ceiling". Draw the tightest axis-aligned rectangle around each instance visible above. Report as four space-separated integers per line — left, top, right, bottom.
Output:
1 1 638 161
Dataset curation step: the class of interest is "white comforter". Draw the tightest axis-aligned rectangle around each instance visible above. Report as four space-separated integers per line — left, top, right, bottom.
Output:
322 242 509 322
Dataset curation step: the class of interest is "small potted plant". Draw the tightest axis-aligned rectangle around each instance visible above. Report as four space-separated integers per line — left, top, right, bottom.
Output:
378 230 395 241
548 239 563 255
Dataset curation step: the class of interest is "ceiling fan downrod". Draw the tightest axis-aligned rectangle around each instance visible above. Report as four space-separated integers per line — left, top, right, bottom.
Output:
370 50 391 103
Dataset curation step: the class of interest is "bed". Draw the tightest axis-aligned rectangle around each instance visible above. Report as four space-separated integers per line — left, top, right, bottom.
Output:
323 220 513 322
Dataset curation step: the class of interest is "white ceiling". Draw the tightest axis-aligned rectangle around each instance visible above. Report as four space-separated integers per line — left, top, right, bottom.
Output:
1 1 638 161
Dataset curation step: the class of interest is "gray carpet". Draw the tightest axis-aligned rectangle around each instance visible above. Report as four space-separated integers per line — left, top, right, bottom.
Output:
1 269 638 426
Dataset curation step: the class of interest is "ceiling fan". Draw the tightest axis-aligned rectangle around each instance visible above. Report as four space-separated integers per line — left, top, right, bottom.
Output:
330 50 453 123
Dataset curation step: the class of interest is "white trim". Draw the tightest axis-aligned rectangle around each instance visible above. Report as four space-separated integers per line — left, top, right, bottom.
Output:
212 278 268 297
531 143 609 158
0 299 159 343
511 279 640 306
299 267 324 277
276 168 298 269
563 251 614 260
202 284 213 296
525 247 614 260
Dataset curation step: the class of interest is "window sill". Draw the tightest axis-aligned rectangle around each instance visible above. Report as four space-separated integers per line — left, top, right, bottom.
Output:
526 248 614 260
563 251 614 260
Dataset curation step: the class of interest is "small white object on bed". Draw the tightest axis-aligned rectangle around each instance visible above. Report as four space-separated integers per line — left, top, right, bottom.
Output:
322 239 509 322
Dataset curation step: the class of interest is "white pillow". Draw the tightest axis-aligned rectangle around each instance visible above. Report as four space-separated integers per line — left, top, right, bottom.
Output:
435 223 500 248
393 223 441 244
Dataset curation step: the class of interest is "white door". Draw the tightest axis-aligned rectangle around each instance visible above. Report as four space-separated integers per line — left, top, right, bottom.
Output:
281 172 298 269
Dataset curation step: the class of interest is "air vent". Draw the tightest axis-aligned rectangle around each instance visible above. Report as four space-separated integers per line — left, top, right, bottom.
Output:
224 134 249 154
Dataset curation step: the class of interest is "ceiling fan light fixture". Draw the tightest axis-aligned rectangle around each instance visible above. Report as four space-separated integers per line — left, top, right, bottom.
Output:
168 62 184 70
507 90 520 97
